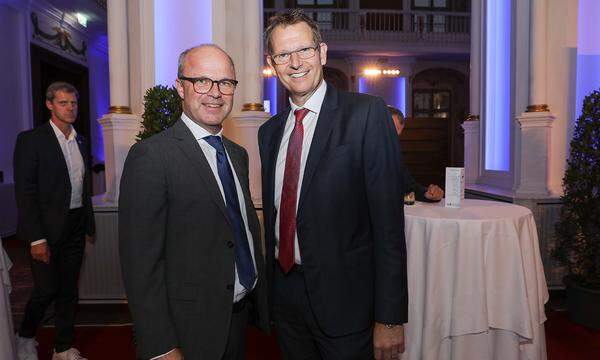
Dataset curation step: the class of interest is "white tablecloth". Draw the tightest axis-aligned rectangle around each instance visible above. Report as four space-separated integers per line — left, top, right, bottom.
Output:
402 199 548 360
1 236 17 359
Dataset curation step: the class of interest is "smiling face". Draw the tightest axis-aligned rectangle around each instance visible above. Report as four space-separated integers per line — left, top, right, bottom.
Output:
267 22 327 106
175 46 236 134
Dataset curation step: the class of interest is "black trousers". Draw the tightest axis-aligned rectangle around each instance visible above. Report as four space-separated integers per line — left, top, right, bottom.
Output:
273 265 374 360
19 208 86 353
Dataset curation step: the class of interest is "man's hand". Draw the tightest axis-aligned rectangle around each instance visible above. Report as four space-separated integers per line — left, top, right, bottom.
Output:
31 242 50 264
424 184 444 201
157 348 183 360
373 322 405 359
85 234 95 243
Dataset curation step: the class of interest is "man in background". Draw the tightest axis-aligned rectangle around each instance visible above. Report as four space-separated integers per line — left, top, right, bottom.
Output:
389 106 444 202
14 82 95 360
119 44 269 360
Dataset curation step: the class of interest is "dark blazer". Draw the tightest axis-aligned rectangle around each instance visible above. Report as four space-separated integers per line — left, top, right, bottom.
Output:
403 168 428 202
119 120 269 359
258 84 408 337
13 121 95 245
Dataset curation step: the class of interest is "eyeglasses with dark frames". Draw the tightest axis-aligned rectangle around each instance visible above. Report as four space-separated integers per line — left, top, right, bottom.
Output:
270 45 320 65
179 76 239 95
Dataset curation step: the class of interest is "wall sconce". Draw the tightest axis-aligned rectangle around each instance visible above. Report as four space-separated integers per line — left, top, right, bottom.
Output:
75 13 88 27
363 68 382 76
363 68 401 77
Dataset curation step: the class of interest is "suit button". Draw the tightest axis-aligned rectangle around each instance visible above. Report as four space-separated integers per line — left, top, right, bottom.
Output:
226 284 234 290
227 241 234 248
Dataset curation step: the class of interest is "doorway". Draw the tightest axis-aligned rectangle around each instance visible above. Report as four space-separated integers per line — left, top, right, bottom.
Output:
30 44 91 156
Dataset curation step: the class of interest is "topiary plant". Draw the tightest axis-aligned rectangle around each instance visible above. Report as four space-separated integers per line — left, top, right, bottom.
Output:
137 85 182 141
553 89 600 289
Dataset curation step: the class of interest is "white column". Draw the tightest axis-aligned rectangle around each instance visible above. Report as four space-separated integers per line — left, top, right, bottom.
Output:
241 0 264 111
515 114 555 197
226 113 270 207
99 0 143 204
107 0 131 113
463 0 481 185
462 120 480 184
224 0 271 206
98 116 141 204
528 0 549 111
514 0 555 197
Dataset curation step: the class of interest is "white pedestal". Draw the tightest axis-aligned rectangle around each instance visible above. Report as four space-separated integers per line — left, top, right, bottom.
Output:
462 120 480 184
98 113 142 204
224 111 270 207
515 111 555 197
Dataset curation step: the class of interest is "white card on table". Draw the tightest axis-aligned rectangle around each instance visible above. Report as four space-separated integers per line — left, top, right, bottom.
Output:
445 167 464 208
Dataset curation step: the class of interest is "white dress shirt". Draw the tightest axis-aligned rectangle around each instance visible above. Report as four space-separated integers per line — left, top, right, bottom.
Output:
274 80 327 264
31 121 84 247
181 114 257 302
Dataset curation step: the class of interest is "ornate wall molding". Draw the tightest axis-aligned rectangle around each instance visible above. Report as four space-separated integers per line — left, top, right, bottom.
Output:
31 12 87 58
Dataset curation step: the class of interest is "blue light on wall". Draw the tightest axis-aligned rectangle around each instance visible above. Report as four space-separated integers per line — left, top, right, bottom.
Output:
358 76 406 116
484 0 511 171
264 76 278 115
154 0 212 86
575 0 600 122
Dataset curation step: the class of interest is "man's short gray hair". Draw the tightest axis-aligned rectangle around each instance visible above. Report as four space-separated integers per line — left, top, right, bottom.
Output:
45 82 79 102
177 44 235 78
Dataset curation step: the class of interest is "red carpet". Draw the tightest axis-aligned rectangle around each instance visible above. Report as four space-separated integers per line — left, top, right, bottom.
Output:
35 325 282 360
32 311 600 360
545 311 600 360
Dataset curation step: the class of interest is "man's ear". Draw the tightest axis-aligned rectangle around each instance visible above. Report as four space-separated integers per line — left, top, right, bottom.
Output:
175 78 185 99
266 56 278 79
319 42 328 66
45 100 53 111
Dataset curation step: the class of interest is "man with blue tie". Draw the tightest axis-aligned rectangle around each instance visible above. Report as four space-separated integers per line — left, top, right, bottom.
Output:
119 44 269 360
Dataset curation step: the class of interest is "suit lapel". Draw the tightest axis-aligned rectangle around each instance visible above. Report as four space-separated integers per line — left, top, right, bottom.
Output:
265 108 290 209
298 85 339 212
170 120 230 224
42 122 70 180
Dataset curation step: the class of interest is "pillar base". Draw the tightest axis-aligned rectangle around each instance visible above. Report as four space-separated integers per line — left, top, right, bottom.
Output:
98 113 142 204
514 111 555 197
224 111 271 208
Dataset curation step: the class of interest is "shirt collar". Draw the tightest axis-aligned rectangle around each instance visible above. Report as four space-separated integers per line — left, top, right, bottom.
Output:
180 112 223 140
49 120 76 141
289 80 327 115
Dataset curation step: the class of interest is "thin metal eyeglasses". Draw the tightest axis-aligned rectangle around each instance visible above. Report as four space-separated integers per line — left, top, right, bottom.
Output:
179 76 239 95
270 45 320 65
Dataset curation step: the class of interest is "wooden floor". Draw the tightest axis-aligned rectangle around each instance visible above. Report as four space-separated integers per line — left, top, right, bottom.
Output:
4 235 600 359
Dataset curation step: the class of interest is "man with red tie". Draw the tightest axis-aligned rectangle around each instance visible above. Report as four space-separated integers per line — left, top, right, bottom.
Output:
258 9 408 360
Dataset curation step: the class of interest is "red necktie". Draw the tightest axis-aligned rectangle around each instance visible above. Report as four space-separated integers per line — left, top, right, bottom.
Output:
279 108 310 274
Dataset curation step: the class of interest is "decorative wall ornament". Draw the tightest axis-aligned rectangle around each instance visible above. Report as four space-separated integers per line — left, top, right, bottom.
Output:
31 12 87 58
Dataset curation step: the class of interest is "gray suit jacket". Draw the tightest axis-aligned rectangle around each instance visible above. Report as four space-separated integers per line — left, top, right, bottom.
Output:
119 120 269 359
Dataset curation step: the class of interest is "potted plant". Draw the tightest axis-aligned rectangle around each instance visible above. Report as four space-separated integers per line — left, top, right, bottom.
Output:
553 89 600 330
137 85 182 141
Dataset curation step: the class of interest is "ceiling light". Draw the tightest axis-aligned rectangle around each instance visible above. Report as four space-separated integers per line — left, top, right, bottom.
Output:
76 13 88 27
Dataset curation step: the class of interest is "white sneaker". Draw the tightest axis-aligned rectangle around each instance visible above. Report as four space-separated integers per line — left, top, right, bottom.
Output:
15 334 38 360
52 347 88 360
